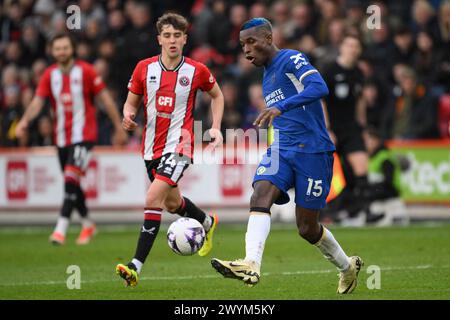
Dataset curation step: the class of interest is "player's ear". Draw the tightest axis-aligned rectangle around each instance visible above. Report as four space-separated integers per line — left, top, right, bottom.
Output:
157 35 162 46
266 33 273 45
183 33 187 45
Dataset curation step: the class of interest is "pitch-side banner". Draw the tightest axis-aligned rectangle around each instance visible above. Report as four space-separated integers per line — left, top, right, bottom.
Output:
389 141 450 204
0 147 258 210
2 142 450 210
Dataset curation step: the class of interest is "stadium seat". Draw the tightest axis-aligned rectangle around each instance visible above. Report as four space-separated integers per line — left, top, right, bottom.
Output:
438 94 450 138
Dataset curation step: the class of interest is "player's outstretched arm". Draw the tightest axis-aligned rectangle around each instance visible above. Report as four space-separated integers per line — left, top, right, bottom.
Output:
277 72 329 114
15 96 45 139
206 83 224 148
97 89 128 145
122 91 142 132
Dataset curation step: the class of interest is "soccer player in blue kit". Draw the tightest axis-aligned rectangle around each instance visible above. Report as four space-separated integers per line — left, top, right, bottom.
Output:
211 18 363 294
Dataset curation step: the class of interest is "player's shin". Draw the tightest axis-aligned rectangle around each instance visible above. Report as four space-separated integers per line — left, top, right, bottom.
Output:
244 209 271 267
131 208 162 273
74 185 94 228
54 181 79 236
314 226 350 271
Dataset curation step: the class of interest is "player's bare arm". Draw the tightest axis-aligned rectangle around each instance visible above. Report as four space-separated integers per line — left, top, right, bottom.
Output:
122 91 142 131
206 82 224 148
97 89 128 145
15 96 45 139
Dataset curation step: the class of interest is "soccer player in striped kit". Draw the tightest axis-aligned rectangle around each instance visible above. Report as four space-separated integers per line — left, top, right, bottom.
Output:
15 34 128 245
116 13 224 287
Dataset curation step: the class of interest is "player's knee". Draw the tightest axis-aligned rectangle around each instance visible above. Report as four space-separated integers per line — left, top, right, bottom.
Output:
164 198 181 213
63 181 79 203
145 193 165 208
298 223 319 244
250 188 271 208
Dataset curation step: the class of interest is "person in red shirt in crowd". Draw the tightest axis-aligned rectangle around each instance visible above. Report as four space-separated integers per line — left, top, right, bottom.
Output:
15 33 128 245
116 13 224 287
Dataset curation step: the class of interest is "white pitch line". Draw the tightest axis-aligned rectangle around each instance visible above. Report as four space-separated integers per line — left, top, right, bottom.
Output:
1 264 448 288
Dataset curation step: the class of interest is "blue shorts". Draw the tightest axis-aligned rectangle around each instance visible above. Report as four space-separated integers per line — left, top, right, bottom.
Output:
253 148 334 210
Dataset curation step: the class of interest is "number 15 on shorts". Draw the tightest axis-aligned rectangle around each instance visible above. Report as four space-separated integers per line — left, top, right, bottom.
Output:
306 178 323 197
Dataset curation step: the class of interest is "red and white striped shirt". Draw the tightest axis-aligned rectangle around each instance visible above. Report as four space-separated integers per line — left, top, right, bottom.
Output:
36 60 105 147
127 55 216 160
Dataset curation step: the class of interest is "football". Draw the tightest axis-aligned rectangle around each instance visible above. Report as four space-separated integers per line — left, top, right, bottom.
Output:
167 218 206 256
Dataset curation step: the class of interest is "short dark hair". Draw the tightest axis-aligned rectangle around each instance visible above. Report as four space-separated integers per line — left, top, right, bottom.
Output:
49 33 77 50
156 13 189 34
342 32 363 47
240 17 272 33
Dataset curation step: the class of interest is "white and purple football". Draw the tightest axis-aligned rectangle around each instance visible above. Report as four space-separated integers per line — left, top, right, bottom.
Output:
167 218 206 256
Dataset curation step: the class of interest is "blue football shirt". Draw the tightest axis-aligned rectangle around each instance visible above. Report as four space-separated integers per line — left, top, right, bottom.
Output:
263 49 335 153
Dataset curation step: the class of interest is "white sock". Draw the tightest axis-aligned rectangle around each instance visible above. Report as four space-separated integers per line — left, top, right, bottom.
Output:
131 258 143 274
244 213 271 266
54 217 69 236
314 227 350 272
81 218 94 229
202 214 212 232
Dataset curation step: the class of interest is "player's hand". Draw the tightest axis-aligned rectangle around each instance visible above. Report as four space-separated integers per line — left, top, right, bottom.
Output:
253 107 281 127
15 119 29 139
112 127 128 146
208 128 223 149
122 110 138 131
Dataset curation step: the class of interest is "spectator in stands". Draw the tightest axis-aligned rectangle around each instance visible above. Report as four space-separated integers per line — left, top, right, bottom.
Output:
78 0 107 32
221 80 241 139
31 114 52 146
356 79 386 131
106 9 128 46
413 30 442 88
382 66 439 139
205 0 231 56
289 2 316 43
227 4 248 59
411 0 437 34
392 26 415 66
117 1 159 101
249 1 267 19
1 64 32 112
4 41 25 66
270 0 295 41
315 18 346 71
315 0 340 45
0 86 23 147
0 1 24 52
20 20 46 67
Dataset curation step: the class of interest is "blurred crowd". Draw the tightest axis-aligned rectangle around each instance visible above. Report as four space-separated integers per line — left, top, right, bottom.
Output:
1 0 450 147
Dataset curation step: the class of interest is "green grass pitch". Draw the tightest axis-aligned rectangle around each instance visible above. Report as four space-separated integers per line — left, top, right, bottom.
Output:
1 222 450 300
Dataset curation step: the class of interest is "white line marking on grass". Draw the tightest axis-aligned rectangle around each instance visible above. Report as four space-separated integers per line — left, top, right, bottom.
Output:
1 264 449 287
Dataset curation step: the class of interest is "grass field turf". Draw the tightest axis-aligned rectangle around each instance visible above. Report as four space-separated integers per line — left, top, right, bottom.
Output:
0 222 449 300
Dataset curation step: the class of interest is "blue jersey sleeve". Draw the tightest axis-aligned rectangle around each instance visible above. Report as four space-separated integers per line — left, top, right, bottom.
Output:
276 52 329 113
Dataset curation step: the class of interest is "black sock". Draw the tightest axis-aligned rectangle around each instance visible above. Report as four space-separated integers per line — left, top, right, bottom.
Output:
133 208 162 264
60 182 79 219
75 185 88 218
175 197 212 230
